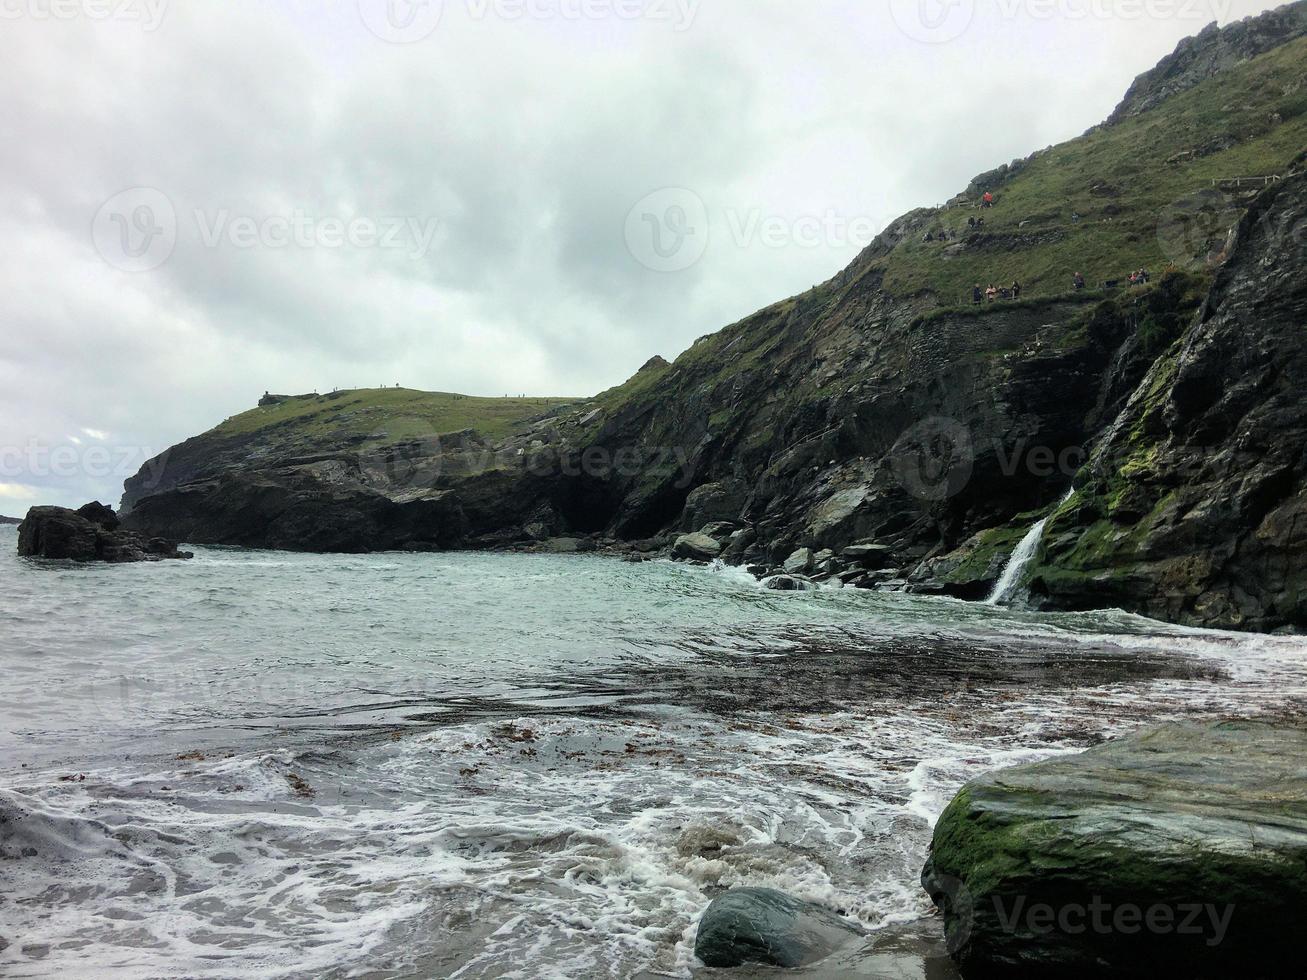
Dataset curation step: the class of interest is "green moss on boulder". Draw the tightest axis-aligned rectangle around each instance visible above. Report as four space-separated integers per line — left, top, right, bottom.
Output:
923 721 1307 976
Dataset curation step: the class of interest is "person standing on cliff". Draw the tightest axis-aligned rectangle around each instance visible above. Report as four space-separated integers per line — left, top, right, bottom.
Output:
1012 281 1022 299
972 284 983 304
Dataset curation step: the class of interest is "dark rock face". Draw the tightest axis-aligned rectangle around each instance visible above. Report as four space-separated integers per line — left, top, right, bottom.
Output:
122 466 474 554
922 721 1307 978
693 888 862 969
76 500 120 530
679 481 747 531
1031 173 1307 631
1107 2 1307 124
17 505 191 563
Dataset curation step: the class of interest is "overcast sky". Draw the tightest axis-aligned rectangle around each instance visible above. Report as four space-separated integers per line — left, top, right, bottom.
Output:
0 0 1286 513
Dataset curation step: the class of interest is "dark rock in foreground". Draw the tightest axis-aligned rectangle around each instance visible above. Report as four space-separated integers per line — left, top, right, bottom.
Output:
18 504 192 563
687 916 960 979
693 888 862 969
922 721 1307 977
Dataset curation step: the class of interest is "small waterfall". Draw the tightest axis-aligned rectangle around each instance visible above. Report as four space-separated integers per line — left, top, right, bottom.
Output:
987 491 1073 606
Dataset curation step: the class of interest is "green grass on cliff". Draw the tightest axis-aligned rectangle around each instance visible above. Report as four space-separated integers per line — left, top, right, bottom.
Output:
211 388 581 449
629 34 1307 410
880 35 1307 302
582 33 1307 452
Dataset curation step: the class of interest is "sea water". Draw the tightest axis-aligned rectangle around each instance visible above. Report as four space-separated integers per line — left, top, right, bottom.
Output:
2 525 1305 978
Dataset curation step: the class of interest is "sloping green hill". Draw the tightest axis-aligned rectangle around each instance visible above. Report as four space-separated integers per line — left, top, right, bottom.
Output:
213 388 580 450
878 34 1307 302
611 33 1307 416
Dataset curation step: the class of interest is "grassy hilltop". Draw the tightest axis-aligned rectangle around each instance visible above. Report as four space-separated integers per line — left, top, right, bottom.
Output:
880 34 1307 300
210 388 581 453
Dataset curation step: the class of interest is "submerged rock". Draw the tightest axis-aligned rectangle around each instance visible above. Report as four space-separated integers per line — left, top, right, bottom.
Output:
922 721 1307 977
693 888 862 969
18 505 191 563
762 574 816 592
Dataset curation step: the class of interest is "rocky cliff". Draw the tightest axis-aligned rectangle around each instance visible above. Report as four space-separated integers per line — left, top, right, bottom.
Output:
121 8 1307 633
1107 1 1307 124
1030 170 1307 631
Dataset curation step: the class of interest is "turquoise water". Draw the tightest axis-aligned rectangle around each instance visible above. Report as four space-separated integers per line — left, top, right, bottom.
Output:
3 525 1306 977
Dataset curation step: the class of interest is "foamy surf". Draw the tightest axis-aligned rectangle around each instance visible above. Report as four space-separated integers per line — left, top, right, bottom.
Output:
2 543 1306 977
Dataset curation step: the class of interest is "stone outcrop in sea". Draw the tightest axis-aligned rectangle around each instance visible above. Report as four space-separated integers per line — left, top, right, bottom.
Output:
17 503 192 563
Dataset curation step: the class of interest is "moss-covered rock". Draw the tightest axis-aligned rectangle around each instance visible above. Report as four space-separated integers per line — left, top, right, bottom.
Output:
922 721 1307 977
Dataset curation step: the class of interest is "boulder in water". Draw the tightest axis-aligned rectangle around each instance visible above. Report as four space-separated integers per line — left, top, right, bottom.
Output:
782 548 814 575
17 505 192 563
922 721 1307 976
762 574 816 592
672 532 722 561
693 887 862 969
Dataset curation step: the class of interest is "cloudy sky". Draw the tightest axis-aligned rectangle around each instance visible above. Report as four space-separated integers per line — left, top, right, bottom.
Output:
0 0 1285 513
